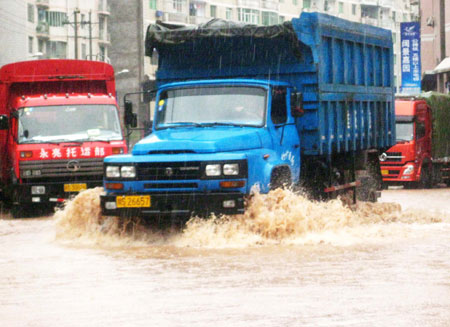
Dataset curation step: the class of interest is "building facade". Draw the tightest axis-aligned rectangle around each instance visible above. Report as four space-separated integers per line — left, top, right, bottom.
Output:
420 0 449 92
0 0 111 67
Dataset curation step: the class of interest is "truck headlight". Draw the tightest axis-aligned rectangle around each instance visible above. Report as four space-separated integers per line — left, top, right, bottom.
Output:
121 166 136 178
205 164 221 176
106 166 120 178
403 165 414 175
223 163 239 175
31 186 45 195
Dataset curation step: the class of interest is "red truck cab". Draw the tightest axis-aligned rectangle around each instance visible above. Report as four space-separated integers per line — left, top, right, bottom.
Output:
0 60 127 217
379 98 432 187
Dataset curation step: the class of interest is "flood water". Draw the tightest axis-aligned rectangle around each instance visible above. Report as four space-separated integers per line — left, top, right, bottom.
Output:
1 188 449 327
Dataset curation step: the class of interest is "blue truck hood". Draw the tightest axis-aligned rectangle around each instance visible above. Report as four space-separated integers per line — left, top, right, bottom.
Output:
132 128 263 155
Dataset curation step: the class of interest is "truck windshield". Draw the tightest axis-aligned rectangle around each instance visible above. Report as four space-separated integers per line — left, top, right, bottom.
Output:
155 86 266 129
395 122 414 142
17 104 122 144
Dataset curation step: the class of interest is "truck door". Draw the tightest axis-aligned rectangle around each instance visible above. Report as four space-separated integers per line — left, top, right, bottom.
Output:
415 103 429 162
269 87 301 182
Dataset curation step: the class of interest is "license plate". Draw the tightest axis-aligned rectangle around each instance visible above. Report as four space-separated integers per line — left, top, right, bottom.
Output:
381 169 389 176
64 183 87 192
116 195 151 208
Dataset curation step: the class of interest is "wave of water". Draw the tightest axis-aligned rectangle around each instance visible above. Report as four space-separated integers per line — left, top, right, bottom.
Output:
54 187 446 248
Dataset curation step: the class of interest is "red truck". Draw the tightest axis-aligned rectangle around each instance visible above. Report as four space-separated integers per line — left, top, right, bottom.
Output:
379 96 450 188
0 59 127 217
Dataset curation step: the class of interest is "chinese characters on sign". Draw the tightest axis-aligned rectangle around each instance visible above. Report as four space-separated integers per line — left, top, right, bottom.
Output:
400 22 421 94
39 147 105 159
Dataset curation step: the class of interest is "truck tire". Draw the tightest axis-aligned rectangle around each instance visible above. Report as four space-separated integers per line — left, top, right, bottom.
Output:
356 159 380 202
10 205 31 219
270 167 291 190
418 165 433 189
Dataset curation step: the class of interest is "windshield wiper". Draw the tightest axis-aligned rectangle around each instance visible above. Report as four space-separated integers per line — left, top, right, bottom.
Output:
200 122 247 127
157 122 203 130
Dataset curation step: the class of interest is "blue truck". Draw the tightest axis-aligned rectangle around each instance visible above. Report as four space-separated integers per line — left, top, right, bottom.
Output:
100 12 395 218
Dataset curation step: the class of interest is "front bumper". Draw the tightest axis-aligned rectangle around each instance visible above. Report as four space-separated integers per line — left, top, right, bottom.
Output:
12 180 102 204
100 192 245 218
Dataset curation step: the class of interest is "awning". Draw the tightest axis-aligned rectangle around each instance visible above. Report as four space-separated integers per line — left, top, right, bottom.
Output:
433 57 450 74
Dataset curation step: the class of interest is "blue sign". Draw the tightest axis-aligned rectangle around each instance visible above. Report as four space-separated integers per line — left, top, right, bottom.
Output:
400 22 421 94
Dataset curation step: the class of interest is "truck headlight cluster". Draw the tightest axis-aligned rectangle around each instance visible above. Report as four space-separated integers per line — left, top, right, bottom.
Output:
21 170 41 178
106 165 136 178
402 164 414 176
205 163 241 177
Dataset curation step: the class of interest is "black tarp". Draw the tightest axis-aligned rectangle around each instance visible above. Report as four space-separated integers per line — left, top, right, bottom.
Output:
145 19 302 59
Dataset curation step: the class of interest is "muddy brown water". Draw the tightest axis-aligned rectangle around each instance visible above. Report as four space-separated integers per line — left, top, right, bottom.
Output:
1 188 449 327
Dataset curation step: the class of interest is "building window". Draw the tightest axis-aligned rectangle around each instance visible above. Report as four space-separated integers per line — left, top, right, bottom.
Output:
392 32 396 44
403 13 407 21
38 39 45 54
392 11 396 22
352 4 356 15
173 0 183 13
210 5 217 18
48 41 67 58
338 2 343 14
226 8 232 20
82 44 87 60
394 54 397 65
279 15 285 23
149 0 157 10
303 0 311 8
28 36 33 54
99 45 106 61
237 8 259 24
293 0 298 5
28 4 35 23
46 11 68 27
262 12 278 26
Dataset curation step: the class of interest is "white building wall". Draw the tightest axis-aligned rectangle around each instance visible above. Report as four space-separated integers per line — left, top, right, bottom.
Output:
0 1 28 66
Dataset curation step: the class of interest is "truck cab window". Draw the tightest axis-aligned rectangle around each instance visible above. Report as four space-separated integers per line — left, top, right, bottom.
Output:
271 88 287 125
415 121 426 139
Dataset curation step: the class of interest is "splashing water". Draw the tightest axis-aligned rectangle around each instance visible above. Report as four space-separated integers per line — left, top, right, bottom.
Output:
54 187 447 248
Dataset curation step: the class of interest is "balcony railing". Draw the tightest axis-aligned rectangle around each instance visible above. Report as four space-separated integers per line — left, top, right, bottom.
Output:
189 15 212 25
36 22 50 38
36 0 49 8
164 0 188 14
98 32 111 44
237 0 260 9
98 1 111 15
261 0 278 11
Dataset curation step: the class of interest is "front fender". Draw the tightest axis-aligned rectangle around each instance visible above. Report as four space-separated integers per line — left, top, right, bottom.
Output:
247 149 295 194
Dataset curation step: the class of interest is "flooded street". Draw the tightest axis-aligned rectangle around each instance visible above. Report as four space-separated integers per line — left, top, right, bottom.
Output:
1 188 449 327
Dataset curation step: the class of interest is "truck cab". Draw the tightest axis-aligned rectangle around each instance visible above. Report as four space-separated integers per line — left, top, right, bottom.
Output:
380 99 432 186
101 79 302 217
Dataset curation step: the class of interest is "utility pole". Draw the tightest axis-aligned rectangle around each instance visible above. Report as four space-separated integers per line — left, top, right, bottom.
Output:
89 11 93 60
438 0 446 92
64 8 81 60
74 8 79 59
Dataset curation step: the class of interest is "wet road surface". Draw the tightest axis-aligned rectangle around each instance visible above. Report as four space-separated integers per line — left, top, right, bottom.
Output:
0 188 449 327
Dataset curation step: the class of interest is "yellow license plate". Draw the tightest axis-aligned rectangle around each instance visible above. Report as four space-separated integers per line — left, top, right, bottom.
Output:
64 183 87 192
381 169 389 176
116 195 151 208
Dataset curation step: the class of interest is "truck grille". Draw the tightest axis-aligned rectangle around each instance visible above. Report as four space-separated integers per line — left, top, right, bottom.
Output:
137 162 202 181
20 158 104 183
384 152 403 162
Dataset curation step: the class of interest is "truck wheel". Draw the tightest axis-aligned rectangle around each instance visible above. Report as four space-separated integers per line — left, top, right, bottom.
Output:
418 165 433 189
270 167 291 190
356 159 380 202
10 205 31 219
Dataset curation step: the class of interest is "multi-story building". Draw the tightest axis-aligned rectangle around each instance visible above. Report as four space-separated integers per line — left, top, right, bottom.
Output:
420 0 449 92
0 0 111 67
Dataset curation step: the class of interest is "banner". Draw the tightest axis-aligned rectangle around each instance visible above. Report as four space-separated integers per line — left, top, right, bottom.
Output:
400 22 421 94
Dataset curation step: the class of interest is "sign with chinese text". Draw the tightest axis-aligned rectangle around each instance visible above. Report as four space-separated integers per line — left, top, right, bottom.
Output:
400 22 421 94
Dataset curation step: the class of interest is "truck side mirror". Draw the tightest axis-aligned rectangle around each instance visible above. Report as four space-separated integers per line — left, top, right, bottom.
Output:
124 100 137 128
291 92 304 117
0 115 9 130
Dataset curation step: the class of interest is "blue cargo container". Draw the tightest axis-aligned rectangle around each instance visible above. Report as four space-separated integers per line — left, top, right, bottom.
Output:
101 12 395 218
